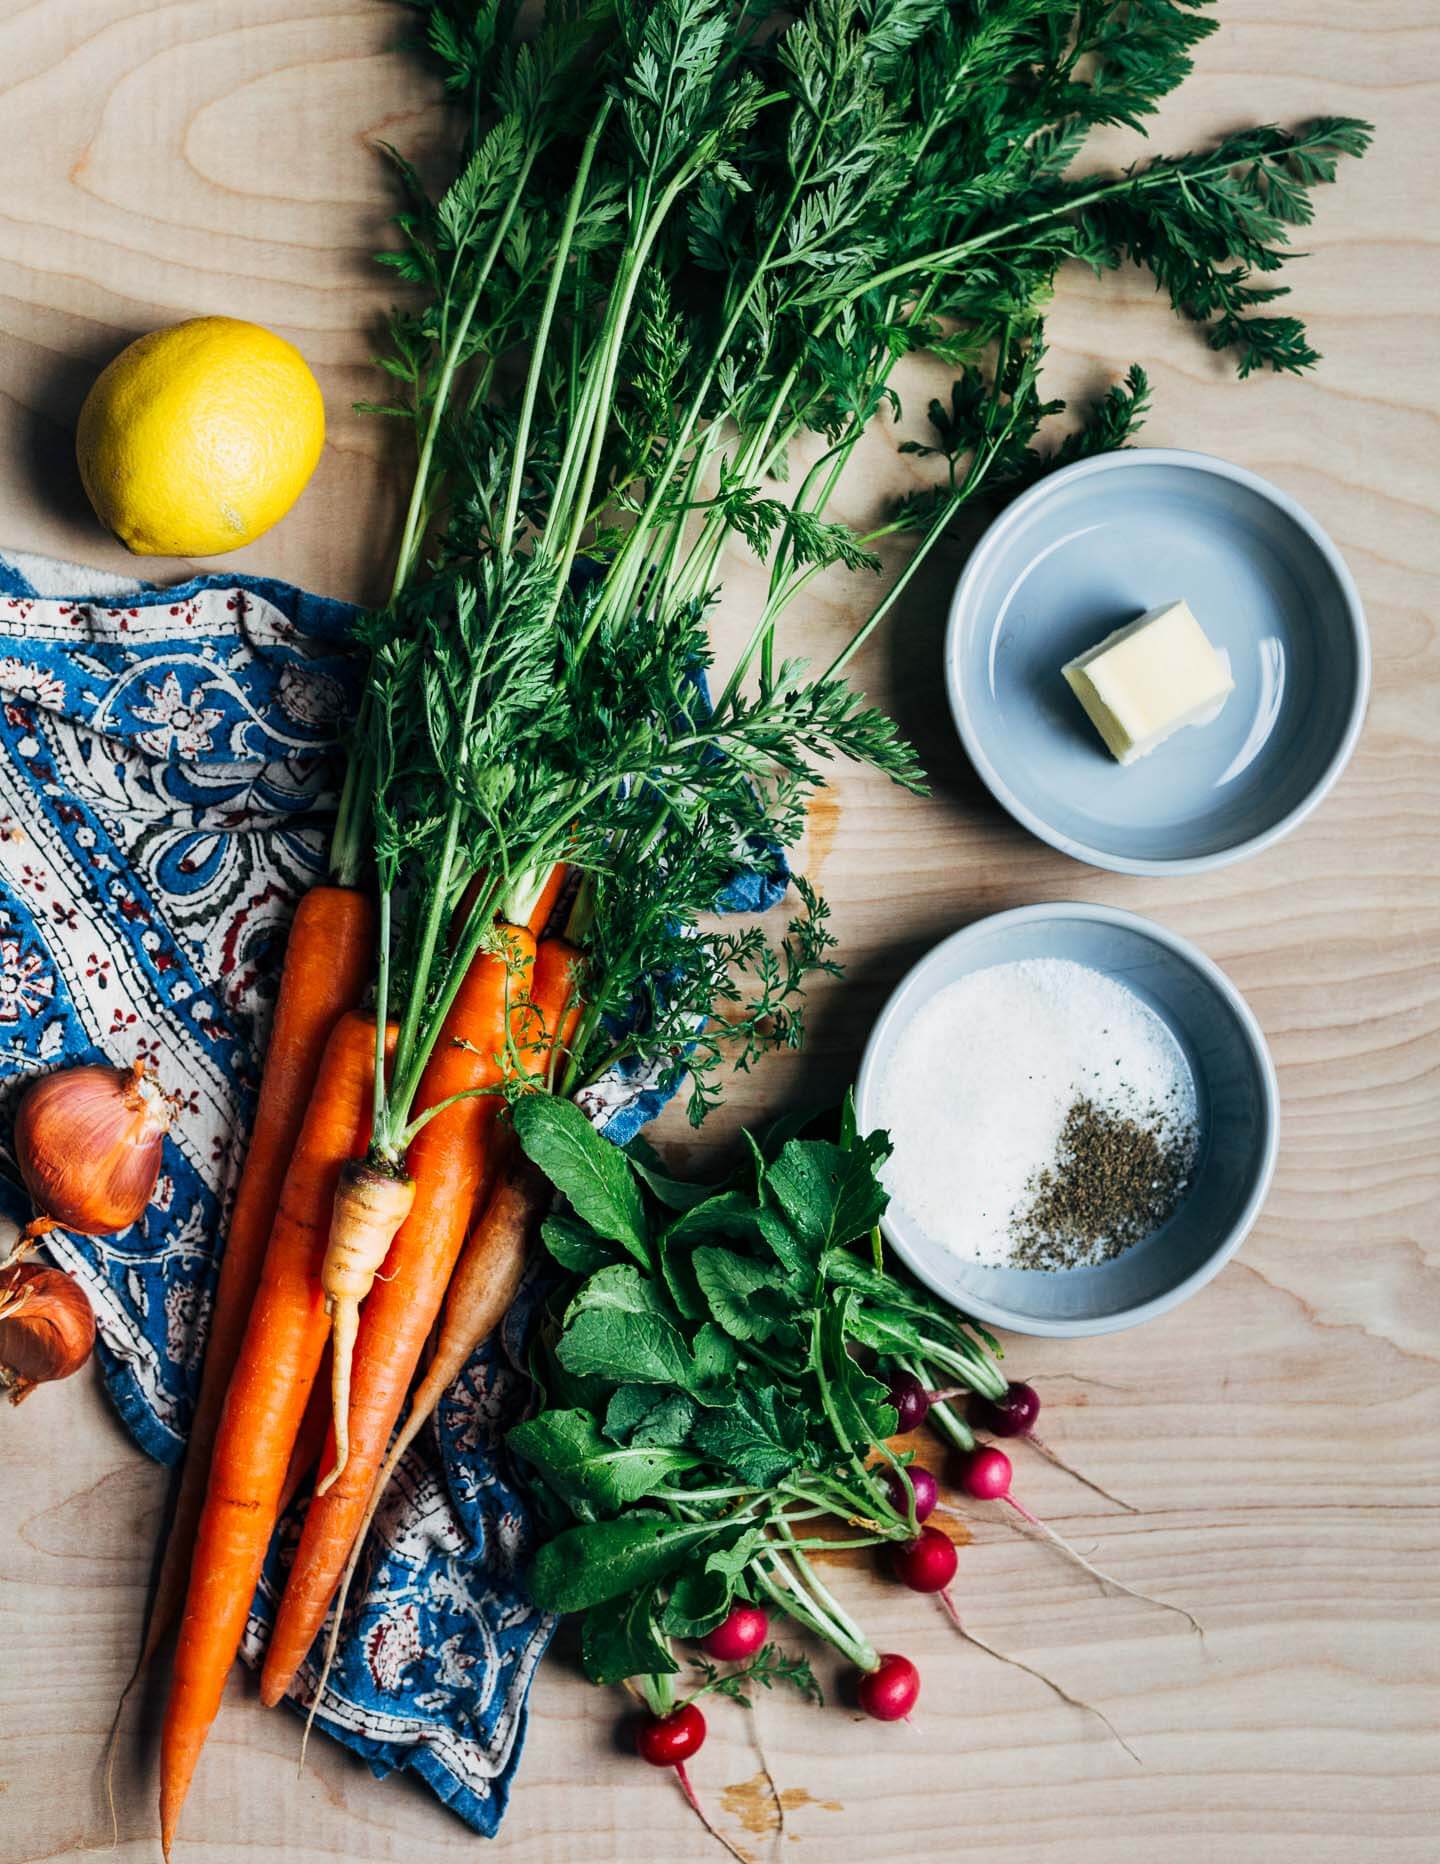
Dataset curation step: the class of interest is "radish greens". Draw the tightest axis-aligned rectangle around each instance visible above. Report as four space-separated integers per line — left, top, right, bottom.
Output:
511 1092 1005 1679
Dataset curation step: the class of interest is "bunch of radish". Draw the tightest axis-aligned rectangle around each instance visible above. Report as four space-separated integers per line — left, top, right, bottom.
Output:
623 1369 1198 1852
629 1603 921 1859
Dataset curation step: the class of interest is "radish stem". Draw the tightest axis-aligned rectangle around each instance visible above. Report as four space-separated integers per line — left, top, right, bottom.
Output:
898 1353 975 1453
756 1551 877 1673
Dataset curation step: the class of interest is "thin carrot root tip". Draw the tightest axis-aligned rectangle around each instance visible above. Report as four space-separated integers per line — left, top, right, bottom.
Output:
102 1665 138 1850
318 1297 359 1495
298 1666 329 1778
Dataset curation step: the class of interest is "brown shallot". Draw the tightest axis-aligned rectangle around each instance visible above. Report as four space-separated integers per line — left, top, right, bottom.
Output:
13 1060 171 1247
0 1261 96 1401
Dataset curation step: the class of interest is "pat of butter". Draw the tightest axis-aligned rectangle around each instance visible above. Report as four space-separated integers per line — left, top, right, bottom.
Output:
1062 600 1234 765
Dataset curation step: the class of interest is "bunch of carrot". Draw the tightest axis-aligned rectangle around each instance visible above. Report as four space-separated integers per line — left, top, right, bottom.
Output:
148 868 581 1856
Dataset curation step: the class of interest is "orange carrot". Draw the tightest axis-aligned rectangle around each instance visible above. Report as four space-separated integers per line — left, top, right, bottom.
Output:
305 915 558 1500
259 924 536 1707
292 936 581 1747
298 1156 549 1757
525 861 570 938
449 861 568 945
527 934 585 1089
278 1350 334 1517
137 885 373 1673
159 1010 391 1857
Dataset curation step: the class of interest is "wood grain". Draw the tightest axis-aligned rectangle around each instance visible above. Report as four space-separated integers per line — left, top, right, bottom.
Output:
2 4 1438 1861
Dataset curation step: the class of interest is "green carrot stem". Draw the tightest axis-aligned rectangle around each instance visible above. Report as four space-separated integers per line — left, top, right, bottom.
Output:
499 100 612 555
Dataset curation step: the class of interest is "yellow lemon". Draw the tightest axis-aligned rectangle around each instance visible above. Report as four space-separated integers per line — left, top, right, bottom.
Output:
75 316 325 557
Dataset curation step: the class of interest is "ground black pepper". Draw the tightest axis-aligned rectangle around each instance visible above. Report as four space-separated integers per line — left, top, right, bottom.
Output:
1008 1096 1196 1271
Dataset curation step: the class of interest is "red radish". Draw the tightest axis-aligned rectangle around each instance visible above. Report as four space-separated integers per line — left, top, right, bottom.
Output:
883 1464 938 1523
635 1703 747 1862
972 1380 1040 1437
699 1605 769 1662
636 1702 706 1768
887 1462 1145 1762
857 1653 920 1721
890 1525 956 1594
886 1372 929 1432
959 1445 1016 1503
952 1448 1201 1633
888 1526 975 1651
969 1381 1136 1512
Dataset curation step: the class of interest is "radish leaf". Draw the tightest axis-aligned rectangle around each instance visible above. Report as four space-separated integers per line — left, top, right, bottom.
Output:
556 1309 697 1390
530 1514 740 1612
659 1567 733 1640
509 1409 701 1512
691 1386 811 1486
541 1213 614 1277
514 1096 650 1265
767 1135 892 1250
582 1581 679 1685
691 1248 790 1342
604 1387 697 1449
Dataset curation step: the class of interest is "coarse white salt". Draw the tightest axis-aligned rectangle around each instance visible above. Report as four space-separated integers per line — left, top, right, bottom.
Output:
875 957 1197 1267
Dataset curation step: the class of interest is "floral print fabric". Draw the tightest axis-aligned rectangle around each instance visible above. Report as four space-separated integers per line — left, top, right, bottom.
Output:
0 556 545 1832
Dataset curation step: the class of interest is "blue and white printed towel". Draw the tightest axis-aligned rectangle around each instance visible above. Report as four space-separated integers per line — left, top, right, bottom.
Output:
0 546 783 1833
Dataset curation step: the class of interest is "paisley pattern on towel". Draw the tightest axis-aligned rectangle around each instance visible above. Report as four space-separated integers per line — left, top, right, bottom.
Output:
0 549 788 1832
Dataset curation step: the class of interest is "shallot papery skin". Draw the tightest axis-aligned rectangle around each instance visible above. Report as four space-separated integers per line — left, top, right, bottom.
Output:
15 1060 171 1235
0 1263 96 1401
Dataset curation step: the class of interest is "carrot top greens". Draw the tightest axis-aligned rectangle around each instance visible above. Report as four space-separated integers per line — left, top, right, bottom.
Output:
330 0 1368 1145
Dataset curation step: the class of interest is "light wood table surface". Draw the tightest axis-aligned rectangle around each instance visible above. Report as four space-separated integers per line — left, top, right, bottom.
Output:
2 5 1437 1861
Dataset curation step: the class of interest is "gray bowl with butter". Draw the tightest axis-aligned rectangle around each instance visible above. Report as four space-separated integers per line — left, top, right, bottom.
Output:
854 903 1280 1338
944 448 1370 875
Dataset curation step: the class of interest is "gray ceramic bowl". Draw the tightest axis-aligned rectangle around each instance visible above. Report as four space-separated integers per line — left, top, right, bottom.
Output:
854 903 1279 1337
945 449 1369 875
